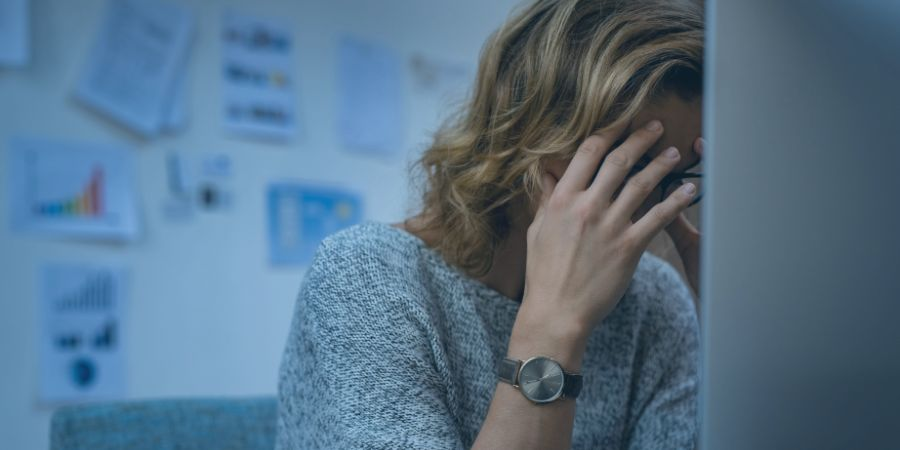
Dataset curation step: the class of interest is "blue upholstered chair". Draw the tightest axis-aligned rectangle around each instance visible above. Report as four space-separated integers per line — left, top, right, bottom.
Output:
49 396 278 450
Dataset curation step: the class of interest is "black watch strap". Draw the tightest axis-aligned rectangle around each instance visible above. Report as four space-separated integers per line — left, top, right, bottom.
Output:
498 358 521 385
563 372 583 398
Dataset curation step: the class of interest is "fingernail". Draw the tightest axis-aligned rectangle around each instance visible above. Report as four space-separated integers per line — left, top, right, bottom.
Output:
694 137 705 156
665 147 679 159
645 120 662 131
682 183 697 196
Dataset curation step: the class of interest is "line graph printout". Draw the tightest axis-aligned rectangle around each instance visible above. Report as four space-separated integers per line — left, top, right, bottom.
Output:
38 263 128 403
7 137 140 241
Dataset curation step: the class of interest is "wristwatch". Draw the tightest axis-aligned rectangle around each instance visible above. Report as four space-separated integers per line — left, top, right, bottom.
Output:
497 356 583 404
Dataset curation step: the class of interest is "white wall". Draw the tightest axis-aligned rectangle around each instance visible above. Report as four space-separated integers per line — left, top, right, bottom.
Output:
0 0 519 447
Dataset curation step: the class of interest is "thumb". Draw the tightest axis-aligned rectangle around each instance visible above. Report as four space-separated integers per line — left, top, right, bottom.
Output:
665 213 699 250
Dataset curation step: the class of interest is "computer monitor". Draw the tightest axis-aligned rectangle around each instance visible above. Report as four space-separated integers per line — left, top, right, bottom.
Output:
700 1 900 448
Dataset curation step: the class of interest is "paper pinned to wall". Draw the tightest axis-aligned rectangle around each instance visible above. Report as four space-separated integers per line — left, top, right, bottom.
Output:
221 10 298 141
38 263 128 404
267 182 364 266
408 52 474 135
163 70 189 133
337 35 406 159
7 136 140 241
162 151 234 220
0 0 29 67
73 0 194 137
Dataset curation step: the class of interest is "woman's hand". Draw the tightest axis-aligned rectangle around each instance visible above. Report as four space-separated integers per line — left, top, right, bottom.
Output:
518 120 699 340
664 137 704 300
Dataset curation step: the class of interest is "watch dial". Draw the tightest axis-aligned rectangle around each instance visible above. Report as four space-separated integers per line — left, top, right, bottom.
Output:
518 357 564 403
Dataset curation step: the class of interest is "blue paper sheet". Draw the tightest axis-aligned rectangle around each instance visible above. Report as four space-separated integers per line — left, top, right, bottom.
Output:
267 183 364 266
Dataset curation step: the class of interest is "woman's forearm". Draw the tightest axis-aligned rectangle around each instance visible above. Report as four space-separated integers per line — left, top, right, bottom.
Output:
471 310 589 450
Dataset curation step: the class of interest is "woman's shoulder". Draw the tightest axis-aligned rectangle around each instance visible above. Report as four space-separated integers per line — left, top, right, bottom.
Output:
290 221 475 364
311 220 428 273
300 221 439 310
318 219 416 251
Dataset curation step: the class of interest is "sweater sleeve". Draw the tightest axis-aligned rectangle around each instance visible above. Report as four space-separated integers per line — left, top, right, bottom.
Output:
275 238 466 450
623 258 700 450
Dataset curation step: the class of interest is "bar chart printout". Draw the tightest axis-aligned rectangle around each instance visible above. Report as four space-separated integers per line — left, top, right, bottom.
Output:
33 167 104 218
7 136 139 241
38 263 127 403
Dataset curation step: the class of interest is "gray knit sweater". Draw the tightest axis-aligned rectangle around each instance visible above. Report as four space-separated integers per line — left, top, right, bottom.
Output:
276 220 699 449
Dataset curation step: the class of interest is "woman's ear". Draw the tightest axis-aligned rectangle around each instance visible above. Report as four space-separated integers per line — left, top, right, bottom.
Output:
543 158 567 182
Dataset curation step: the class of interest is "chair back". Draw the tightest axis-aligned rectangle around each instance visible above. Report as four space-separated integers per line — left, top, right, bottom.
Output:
50 396 277 450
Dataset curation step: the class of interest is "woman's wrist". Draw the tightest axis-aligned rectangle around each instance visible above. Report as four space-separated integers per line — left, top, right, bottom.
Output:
509 307 590 372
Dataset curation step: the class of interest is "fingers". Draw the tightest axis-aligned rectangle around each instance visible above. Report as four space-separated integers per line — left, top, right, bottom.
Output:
588 120 665 201
629 182 697 247
554 121 627 197
607 145 681 219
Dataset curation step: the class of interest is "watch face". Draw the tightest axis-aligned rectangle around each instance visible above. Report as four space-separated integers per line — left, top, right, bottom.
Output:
518 356 565 404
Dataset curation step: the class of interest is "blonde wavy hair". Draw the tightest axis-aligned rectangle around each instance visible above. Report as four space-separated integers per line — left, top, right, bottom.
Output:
409 0 704 278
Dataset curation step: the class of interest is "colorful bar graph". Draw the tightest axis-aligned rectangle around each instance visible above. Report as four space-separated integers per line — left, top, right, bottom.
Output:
34 168 103 217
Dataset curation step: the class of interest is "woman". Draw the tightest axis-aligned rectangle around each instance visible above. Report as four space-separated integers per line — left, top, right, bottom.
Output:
277 0 704 448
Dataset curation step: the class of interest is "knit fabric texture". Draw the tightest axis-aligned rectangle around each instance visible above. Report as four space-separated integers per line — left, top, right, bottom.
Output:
276 220 699 449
